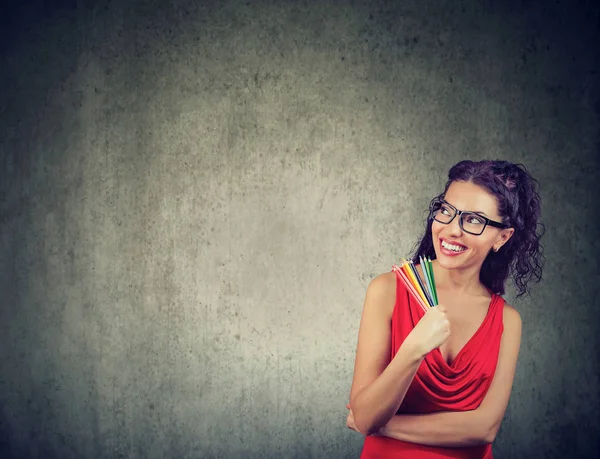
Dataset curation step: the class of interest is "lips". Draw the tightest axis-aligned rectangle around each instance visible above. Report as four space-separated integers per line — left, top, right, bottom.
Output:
439 238 468 256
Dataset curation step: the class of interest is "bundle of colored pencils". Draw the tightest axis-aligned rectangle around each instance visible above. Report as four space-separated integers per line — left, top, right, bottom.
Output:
392 256 438 313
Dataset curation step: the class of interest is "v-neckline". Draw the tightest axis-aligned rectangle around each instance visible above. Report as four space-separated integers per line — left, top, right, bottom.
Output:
435 290 496 368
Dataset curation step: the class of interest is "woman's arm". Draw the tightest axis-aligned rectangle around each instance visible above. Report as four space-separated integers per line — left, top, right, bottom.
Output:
348 273 423 436
374 304 523 446
349 273 451 436
376 410 488 447
346 405 486 446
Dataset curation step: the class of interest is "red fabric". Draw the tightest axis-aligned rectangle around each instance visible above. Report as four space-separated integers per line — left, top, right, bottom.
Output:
360 267 504 459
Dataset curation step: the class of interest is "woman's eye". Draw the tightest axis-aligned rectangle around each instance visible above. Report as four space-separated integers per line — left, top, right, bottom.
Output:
467 216 485 225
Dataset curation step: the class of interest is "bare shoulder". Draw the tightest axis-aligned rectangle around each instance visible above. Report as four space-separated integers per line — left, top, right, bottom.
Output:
367 270 397 294
364 271 397 317
502 302 522 334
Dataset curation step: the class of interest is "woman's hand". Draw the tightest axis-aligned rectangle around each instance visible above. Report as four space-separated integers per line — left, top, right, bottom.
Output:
404 304 451 358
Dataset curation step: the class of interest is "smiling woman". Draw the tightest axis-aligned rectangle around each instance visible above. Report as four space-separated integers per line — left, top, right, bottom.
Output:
347 160 545 458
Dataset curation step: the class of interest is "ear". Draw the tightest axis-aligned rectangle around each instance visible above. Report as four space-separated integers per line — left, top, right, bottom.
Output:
496 228 514 248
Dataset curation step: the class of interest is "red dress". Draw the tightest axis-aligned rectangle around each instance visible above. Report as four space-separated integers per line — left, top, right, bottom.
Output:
360 267 504 459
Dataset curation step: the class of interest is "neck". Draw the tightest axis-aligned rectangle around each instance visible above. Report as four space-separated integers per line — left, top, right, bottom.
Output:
431 258 485 296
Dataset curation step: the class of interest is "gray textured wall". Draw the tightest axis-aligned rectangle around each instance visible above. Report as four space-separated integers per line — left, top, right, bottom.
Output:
1 0 598 458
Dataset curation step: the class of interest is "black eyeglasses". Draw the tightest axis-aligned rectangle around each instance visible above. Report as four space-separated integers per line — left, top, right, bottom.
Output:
429 199 509 236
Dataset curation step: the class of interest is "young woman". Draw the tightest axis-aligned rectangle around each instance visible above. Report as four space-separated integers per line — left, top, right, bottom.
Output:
346 160 544 458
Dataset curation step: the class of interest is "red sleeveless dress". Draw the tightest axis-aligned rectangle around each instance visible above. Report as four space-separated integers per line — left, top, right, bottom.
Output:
360 267 504 459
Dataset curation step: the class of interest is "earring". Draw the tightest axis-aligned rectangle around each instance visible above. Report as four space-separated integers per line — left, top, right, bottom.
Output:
493 246 500 252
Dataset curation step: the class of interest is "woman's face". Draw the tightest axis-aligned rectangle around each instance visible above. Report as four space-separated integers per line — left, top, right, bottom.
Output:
431 180 514 271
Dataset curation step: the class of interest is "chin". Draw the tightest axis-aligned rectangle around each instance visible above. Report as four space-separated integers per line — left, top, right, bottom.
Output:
432 248 450 269
436 256 457 270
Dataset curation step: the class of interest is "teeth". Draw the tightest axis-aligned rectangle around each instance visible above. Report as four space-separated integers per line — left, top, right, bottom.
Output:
442 240 466 252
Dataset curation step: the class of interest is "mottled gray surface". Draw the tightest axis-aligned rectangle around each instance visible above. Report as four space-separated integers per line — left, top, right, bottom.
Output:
0 0 598 458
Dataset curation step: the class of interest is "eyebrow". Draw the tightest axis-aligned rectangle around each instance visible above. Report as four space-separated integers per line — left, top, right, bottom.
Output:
443 199 489 217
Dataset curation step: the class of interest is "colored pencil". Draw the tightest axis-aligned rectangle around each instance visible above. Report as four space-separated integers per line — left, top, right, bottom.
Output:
393 264 428 312
408 259 434 307
402 259 429 306
392 254 441 311
423 256 437 306
427 257 438 305
419 256 436 306
392 265 429 312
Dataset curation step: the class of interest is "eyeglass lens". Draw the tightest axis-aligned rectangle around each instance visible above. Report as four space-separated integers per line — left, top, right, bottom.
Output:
431 201 487 235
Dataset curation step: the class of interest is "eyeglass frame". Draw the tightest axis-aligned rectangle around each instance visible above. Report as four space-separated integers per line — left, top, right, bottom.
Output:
429 198 510 235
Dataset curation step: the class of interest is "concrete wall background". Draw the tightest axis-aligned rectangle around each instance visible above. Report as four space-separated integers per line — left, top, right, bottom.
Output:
1 0 598 457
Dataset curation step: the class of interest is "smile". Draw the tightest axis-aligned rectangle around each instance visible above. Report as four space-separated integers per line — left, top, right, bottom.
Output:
441 239 467 253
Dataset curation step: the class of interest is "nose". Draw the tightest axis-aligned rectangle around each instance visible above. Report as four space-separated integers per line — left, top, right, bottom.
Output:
445 214 463 236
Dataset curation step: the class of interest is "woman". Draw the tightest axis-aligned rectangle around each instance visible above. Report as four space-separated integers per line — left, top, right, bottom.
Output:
346 160 544 458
